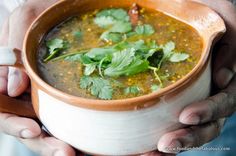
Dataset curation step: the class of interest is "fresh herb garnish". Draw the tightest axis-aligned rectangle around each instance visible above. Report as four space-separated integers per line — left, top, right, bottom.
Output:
104 48 149 77
43 7 191 100
169 53 190 63
80 76 113 100
135 24 155 35
109 21 132 33
94 16 116 28
100 32 123 43
44 38 66 62
95 8 130 23
84 64 97 76
94 9 136 43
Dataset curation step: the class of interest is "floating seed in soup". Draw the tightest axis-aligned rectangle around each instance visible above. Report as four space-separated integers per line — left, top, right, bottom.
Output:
37 4 202 100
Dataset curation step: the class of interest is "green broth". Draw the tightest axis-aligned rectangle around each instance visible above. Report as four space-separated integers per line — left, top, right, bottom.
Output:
37 7 202 100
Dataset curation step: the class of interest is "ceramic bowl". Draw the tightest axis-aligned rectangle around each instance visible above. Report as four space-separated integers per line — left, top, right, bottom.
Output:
0 0 226 155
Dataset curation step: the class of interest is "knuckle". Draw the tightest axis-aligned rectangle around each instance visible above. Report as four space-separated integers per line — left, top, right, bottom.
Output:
206 98 219 120
221 91 236 115
185 127 201 147
206 91 234 120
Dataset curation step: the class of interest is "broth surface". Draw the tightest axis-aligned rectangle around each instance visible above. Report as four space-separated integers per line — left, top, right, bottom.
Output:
37 7 202 100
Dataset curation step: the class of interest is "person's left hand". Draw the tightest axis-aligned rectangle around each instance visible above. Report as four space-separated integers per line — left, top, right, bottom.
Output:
143 0 236 155
0 1 77 156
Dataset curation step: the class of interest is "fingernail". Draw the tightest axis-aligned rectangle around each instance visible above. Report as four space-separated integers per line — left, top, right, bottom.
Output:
160 140 182 153
54 150 67 156
8 68 20 96
20 129 35 138
180 114 200 125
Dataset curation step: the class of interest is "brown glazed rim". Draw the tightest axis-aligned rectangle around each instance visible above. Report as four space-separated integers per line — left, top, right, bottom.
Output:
22 0 226 111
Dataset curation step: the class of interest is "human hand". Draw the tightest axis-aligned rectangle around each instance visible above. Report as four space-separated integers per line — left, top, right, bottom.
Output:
0 0 76 156
143 1 236 155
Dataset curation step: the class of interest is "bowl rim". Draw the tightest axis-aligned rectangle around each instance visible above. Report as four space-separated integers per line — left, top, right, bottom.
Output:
23 0 226 111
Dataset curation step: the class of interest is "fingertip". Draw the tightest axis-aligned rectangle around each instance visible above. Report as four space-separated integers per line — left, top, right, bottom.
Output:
0 113 41 138
14 117 41 138
8 68 29 97
179 111 200 125
44 137 76 156
157 133 181 154
23 119 42 137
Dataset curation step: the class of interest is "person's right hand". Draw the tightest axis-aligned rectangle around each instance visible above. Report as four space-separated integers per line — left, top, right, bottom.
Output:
0 1 76 156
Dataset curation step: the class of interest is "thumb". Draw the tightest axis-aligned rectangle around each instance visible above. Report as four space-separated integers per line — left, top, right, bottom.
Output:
8 67 29 97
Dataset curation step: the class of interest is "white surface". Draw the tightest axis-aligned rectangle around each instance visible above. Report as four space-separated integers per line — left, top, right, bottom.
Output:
38 60 211 155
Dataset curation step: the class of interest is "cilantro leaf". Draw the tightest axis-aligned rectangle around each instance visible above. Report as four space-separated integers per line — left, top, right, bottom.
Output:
100 22 132 43
124 86 141 95
114 40 147 52
96 8 130 22
104 48 135 76
109 21 132 33
84 64 97 76
86 47 116 61
64 54 82 61
44 38 66 62
80 76 113 100
169 53 190 62
80 55 94 64
100 31 123 43
126 31 137 37
80 76 93 89
94 16 116 28
46 38 64 54
135 24 155 35
104 48 149 77
162 41 175 57
118 58 149 76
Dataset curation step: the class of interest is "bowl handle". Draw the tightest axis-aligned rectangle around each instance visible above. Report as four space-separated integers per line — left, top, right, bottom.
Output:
0 47 37 118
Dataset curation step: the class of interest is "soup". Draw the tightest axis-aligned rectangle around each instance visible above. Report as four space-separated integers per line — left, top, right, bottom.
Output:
37 4 202 100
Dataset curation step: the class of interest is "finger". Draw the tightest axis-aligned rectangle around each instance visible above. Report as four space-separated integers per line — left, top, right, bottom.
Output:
213 44 236 89
0 113 41 138
158 119 224 154
0 18 9 46
18 132 76 156
141 151 175 156
8 7 37 49
214 67 234 89
0 67 8 94
7 67 29 97
6 0 59 49
179 75 236 125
